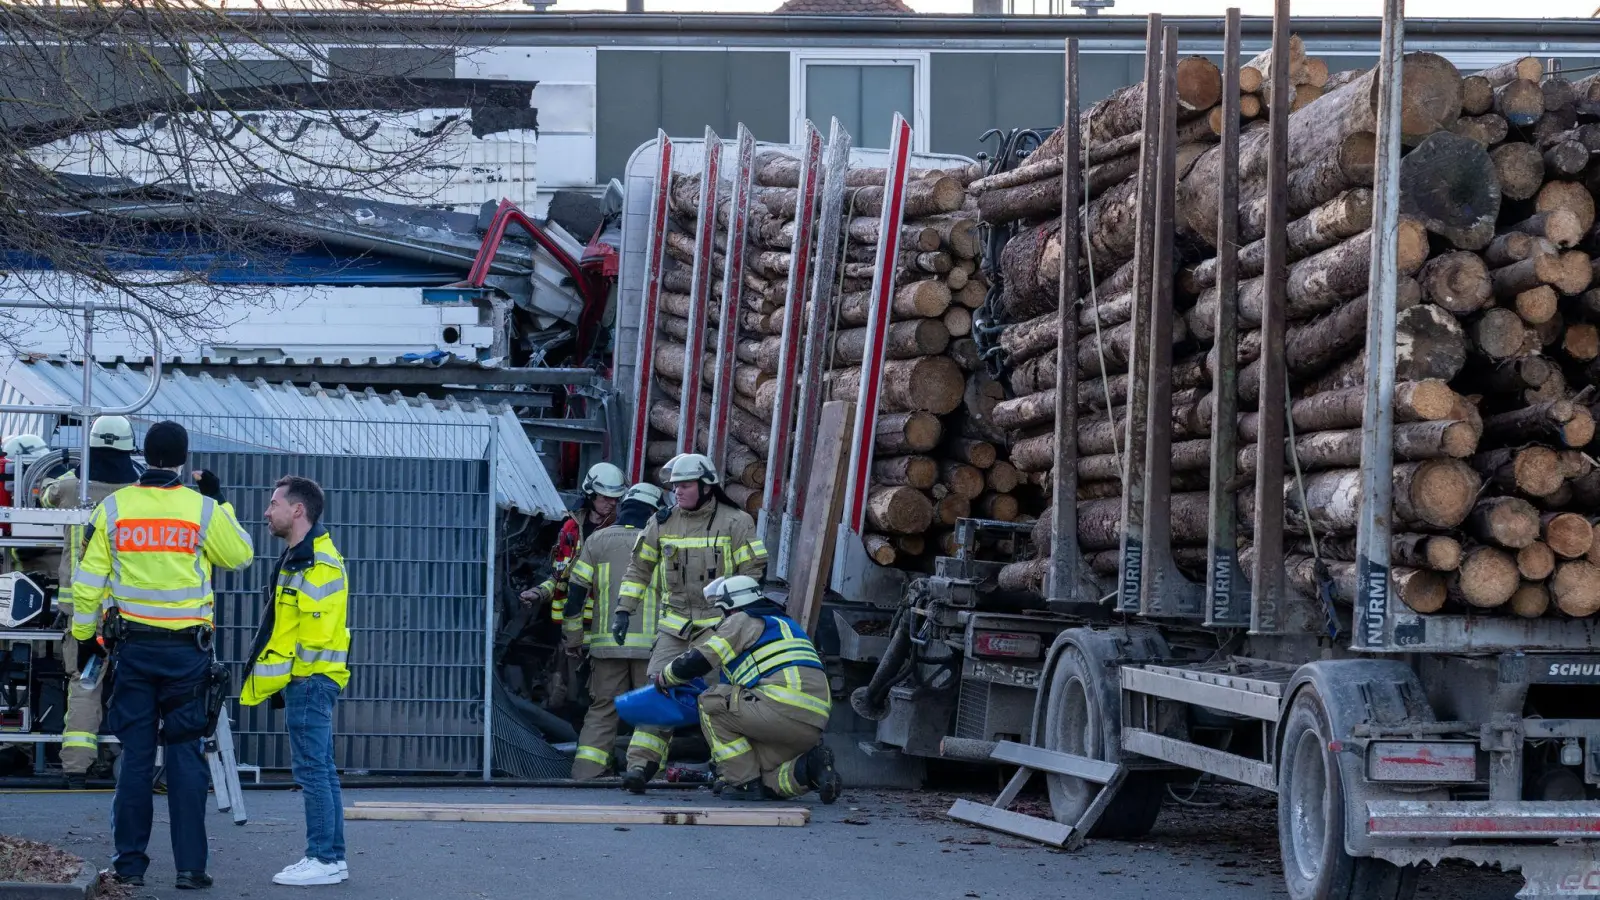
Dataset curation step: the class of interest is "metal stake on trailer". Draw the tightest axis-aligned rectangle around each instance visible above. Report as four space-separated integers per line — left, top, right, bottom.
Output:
1048 39 1094 608
1355 0 1406 650
708 124 757 472
780 118 851 583
763 121 824 557
1204 9 1251 628
677 127 723 454
626 130 675 482
832 113 914 594
1116 14 1163 614
1139 25 1204 620
1249 0 1291 635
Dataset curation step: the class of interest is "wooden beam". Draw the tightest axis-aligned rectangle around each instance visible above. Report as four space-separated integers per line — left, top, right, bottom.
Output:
344 803 809 827
789 400 857 635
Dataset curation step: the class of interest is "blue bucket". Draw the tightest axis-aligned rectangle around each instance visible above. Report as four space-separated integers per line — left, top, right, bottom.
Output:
615 679 707 728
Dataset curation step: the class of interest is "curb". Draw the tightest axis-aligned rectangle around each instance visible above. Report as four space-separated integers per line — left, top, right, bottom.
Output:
0 862 98 900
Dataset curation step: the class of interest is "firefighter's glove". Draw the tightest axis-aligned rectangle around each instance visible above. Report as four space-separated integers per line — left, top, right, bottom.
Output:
192 470 225 502
78 636 106 662
519 585 551 608
611 611 630 646
651 669 673 694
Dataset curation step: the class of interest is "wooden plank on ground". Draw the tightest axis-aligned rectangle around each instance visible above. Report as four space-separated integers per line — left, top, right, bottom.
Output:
947 799 1072 846
789 399 857 635
343 803 809 827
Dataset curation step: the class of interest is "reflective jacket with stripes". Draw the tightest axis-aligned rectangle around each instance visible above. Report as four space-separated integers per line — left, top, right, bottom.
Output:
70 474 255 641
240 526 351 705
663 608 831 729
618 501 767 638
564 522 655 659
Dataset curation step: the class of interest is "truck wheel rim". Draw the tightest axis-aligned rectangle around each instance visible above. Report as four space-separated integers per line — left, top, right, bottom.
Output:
1052 673 1094 806
1288 727 1329 883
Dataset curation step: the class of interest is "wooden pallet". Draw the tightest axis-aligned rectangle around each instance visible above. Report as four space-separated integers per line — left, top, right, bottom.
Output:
947 741 1124 850
344 801 809 827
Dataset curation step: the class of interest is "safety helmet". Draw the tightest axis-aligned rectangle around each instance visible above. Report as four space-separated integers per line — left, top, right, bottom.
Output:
623 482 666 510
0 434 48 463
88 415 135 452
581 462 627 499
665 453 720 486
704 575 765 613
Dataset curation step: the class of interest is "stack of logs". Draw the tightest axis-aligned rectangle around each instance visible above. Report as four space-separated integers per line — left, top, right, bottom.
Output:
982 47 1600 620
644 147 1002 571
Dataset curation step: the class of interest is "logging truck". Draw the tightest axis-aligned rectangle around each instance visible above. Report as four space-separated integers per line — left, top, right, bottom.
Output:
617 10 1600 898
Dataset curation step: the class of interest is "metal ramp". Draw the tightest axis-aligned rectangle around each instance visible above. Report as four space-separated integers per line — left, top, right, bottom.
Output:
947 740 1125 850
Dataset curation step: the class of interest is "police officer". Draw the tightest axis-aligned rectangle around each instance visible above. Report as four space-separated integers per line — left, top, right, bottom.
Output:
562 482 664 779
654 575 840 803
41 415 142 788
71 421 255 889
616 453 766 793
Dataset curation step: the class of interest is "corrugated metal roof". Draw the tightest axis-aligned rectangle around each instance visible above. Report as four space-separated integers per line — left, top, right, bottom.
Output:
0 356 566 519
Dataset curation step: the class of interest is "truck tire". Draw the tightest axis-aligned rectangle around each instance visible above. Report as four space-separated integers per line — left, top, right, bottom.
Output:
1041 642 1163 839
1278 691 1417 900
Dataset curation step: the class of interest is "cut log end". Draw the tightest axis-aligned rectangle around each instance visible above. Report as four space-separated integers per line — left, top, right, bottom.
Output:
1510 581 1551 618
1553 560 1600 617
1545 513 1596 560
1459 546 1520 608
1518 541 1557 581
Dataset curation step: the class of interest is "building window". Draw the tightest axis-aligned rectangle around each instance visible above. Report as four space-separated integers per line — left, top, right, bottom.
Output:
799 58 920 150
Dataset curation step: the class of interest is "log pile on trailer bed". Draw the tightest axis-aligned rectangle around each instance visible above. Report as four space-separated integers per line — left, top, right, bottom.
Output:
981 48 1600 620
645 146 1000 572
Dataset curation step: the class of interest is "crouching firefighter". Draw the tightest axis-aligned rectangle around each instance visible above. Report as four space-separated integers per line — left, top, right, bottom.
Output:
563 483 666 779
617 453 767 793
654 575 841 803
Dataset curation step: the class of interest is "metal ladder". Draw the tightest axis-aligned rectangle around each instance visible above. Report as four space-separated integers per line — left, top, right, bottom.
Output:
947 740 1127 850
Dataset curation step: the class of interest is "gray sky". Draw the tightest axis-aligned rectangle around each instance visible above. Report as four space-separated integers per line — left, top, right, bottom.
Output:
562 0 1595 17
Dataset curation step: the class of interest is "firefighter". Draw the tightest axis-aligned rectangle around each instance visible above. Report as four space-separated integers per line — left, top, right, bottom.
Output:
2 433 64 573
40 415 142 788
616 452 767 793
654 575 840 803
70 421 256 890
562 482 665 779
520 462 627 623
520 462 626 707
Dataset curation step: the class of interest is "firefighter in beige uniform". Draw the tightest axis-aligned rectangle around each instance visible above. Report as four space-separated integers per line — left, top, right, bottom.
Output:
616 453 766 793
41 416 142 787
562 483 666 779
654 575 841 802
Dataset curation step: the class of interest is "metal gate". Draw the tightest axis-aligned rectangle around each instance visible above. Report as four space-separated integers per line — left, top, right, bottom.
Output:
184 421 495 774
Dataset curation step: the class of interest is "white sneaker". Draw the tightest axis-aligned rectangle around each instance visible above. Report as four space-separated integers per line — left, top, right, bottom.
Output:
337 861 348 882
272 857 343 886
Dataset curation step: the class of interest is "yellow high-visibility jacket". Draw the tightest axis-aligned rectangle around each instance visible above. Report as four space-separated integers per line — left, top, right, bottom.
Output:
241 526 351 705
70 476 255 641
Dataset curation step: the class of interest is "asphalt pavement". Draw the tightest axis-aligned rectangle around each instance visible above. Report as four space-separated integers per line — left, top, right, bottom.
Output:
2 782 1525 900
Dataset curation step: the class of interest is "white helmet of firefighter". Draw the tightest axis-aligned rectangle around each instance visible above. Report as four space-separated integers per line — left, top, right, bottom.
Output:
623 482 666 510
704 575 765 612
89 415 135 452
581 462 628 498
665 453 720 486
1 434 48 463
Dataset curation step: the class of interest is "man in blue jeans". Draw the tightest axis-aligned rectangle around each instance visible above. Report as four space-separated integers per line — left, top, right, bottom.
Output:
241 476 351 887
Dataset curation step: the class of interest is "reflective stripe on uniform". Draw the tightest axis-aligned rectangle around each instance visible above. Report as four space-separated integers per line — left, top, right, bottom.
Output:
286 576 346 601
252 660 293 678
297 646 348 665
314 552 342 568
731 540 767 567
569 559 595 584
115 598 213 622
702 636 737 666
637 543 660 564
754 684 831 718
711 735 752 762
111 584 212 605
62 732 98 750
72 610 98 628
575 745 611 766
72 570 109 590
619 581 648 600
628 730 669 758
777 759 802 797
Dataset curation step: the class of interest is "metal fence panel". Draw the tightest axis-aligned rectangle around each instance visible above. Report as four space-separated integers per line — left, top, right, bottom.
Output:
192 437 492 774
